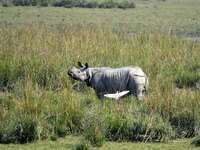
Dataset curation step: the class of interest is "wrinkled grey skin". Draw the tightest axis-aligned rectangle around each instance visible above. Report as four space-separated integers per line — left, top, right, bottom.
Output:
68 62 148 101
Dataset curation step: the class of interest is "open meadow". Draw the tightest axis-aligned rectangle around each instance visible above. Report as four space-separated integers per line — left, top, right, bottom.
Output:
0 0 200 149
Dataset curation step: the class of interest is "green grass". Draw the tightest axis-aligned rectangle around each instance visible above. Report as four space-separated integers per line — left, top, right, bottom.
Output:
0 136 199 150
0 24 199 146
0 0 200 34
0 0 200 149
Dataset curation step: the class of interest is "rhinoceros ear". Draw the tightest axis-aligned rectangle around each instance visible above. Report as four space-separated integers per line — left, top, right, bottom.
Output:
86 69 92 81
78 61 84 68
85 63 88 69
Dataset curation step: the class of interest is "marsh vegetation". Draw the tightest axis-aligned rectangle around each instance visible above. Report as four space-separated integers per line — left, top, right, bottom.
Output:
0 0 200 149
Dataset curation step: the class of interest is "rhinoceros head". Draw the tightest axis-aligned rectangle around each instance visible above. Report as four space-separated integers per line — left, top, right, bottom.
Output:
68 62 90 82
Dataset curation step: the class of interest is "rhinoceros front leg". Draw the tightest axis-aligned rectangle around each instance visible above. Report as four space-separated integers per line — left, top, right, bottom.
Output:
96 91 105 99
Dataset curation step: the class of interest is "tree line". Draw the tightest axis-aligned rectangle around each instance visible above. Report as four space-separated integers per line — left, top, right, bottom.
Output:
1 0 136 9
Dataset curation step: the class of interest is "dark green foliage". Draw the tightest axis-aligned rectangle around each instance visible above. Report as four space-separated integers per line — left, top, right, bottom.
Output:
39 0 48 6
52 0 99 8
175 64 200 89
0 116 38 144
191 135 200 147
170 113 196 138
117 1 136 9
75 0 98 8
1 0 13 6
175 76 199 89
74 139 91 150
2 0 136 8
0 60 25 91
51 0 74 7
82 112 105 147
0 61 13 91
98 0 117 8
105 113 174 142
50 134 58 141
48 114 69 137
14 117 38 143
0 119 16 143
51 0 136 9
1 0 46 6
12 0 38 6
98 0 136 9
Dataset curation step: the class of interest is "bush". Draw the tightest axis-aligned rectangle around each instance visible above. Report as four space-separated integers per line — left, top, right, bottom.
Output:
118 1 136 9
1 0 46 6
1 0 136 9
12 0 38 6
52 0 99 8
98 0 117 8
75 0 98 8
39 0 48 7
51 0 74 7
2 0 13 7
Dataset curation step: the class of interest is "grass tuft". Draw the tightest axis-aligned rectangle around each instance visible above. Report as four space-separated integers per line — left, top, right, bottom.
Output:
191 135 200 147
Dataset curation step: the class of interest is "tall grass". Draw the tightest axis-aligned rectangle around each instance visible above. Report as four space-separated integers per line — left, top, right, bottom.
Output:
0 24 199 145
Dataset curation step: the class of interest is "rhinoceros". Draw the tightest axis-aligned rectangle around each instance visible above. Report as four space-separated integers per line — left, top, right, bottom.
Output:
68 62 148 101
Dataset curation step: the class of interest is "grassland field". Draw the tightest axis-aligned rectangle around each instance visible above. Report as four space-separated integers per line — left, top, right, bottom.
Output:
0 0 200 35
0 0 200 149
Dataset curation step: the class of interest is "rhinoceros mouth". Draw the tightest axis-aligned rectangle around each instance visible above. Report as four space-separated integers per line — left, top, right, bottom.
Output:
68 71 77 80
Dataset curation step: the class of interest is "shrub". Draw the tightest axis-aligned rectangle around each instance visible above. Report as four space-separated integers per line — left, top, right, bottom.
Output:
75 0 98 8
11 0 37 6
39 0 48 7
98 0 117 8
118 1 136 9
2 0 13 7
51 0 74 7
1 0 136 8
